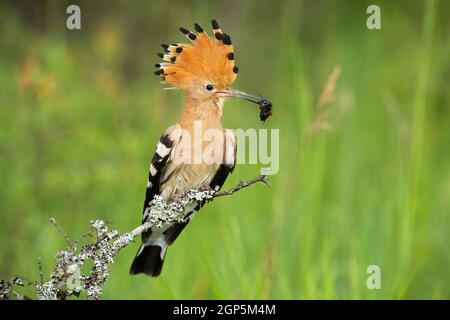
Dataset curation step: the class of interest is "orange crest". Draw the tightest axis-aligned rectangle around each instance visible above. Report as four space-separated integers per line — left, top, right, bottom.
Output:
154 20 238 90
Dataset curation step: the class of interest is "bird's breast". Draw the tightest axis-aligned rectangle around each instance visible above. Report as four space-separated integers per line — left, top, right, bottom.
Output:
160 127 225 200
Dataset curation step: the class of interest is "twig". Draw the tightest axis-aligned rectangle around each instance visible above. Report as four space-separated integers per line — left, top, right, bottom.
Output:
213 175 271 198
37 257 44 285
72 229 94 248
49 218 72 246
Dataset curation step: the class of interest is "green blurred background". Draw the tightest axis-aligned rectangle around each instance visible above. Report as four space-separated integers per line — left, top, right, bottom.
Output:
0 0 449 299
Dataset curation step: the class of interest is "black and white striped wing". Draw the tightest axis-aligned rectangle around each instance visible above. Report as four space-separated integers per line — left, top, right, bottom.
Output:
141 124 182 227
129 125 182 276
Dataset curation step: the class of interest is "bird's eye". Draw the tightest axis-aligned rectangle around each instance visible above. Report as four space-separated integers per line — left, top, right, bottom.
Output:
206 84 214 91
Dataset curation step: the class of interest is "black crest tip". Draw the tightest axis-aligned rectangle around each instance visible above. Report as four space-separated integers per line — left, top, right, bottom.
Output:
222 34 232 45
194 23 203 33
179 27 189 35
211 19 220 30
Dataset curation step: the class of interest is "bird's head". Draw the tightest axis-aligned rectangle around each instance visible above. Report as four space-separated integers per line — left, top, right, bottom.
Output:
155 19 270 112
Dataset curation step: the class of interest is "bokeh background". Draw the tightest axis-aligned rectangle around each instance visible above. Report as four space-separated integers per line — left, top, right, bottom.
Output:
0 0 449 299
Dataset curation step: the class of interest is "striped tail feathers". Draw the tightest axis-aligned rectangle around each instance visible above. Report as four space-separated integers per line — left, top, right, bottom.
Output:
129 236 168 277
129 220 191 277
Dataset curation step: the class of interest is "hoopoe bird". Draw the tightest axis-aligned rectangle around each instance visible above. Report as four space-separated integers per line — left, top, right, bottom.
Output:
130 19 271 277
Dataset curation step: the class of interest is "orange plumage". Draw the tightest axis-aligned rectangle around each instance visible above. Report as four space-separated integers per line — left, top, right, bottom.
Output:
155 20 237 90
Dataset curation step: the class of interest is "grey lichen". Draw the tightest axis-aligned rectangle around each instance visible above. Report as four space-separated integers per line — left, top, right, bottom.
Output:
143 189 214 228
0 277 24 300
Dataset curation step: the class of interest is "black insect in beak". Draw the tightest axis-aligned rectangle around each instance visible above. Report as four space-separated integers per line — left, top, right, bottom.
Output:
258 98 273 122
218 89 273 122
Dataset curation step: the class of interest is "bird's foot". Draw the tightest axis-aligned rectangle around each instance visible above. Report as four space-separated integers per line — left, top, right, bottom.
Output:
170 191 187 205
198 186 213 192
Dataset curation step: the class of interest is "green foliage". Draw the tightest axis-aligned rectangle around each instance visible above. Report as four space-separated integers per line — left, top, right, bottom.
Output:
0 0 449 299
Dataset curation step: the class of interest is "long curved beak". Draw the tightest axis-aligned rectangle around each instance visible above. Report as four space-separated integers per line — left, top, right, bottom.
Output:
217 88 264 105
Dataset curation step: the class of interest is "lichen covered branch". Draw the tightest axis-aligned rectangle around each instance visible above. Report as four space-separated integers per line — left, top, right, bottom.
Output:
0 174 270 300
